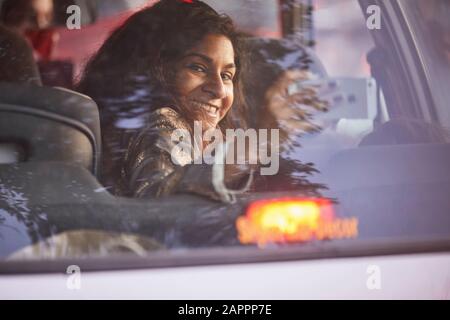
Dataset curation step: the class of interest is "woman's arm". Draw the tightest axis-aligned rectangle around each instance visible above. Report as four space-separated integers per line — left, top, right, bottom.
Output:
117 108 252 201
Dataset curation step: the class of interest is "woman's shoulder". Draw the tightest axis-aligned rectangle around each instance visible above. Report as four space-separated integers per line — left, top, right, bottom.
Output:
128 106 192 158
149 106 191 133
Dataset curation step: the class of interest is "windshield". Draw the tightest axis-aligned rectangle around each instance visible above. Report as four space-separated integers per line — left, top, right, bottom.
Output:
0 0 449 271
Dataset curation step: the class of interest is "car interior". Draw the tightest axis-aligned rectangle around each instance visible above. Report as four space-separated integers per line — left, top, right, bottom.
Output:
0 0 448 196
1 0 450 259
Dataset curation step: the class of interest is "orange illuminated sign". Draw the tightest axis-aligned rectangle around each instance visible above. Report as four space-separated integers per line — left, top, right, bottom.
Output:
236 198 358 246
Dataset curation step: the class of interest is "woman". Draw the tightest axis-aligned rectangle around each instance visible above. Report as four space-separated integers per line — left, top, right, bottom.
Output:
78 0 325 201
78 0 255 201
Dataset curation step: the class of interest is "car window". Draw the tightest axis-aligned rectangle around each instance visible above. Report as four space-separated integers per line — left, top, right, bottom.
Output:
400 0 450 128
204 0 280 37
315 0 373 77
0 0 449 271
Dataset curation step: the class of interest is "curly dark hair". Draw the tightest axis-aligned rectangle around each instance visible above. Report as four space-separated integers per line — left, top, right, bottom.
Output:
77 0 247 125
77 0 248 184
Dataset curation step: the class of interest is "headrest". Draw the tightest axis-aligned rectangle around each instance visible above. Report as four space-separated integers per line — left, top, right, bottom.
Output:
0 83 101 174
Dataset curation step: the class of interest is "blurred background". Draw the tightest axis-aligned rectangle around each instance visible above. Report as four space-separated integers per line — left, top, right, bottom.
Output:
0 0 380 86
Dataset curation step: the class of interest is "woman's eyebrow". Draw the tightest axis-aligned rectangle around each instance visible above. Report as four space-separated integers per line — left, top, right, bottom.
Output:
183 52 236 69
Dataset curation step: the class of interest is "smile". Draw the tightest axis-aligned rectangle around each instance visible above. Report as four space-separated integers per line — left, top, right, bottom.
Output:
190 100 219 118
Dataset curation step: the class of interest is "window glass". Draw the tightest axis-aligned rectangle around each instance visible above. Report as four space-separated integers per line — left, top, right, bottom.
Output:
0 0 449 268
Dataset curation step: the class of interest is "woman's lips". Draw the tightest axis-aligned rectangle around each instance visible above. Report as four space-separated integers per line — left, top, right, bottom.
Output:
190 100 219 118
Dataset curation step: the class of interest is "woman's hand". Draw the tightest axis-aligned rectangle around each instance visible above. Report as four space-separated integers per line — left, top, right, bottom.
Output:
258 69 330 146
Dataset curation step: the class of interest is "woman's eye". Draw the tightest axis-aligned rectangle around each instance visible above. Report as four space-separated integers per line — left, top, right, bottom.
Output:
188 64 206 73
222 72 234 81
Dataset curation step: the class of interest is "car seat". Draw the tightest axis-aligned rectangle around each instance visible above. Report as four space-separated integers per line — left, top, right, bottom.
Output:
0 82 101 175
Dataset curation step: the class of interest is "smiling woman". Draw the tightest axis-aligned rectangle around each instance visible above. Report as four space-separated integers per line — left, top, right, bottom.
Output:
77 0 252 200
172 33 236 131
76 0 326 202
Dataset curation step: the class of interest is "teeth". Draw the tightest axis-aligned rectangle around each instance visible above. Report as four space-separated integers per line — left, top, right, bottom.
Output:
192 101 218 117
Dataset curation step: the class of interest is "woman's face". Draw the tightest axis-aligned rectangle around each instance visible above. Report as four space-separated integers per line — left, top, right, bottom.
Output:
173 34 236 129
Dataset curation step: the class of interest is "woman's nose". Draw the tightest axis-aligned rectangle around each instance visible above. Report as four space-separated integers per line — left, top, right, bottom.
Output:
202 73 226 99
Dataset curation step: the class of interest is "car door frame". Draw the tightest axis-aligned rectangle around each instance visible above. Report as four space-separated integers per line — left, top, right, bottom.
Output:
359 0 439 123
